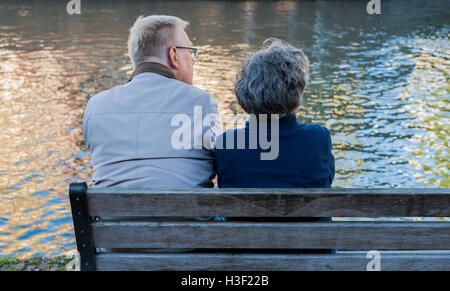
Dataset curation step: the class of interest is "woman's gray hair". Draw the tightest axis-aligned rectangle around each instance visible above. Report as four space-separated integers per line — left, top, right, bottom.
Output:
128 15 188 69
235 38 310 115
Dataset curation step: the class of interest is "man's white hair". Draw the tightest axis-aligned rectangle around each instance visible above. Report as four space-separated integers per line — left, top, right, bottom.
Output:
127 15 189 69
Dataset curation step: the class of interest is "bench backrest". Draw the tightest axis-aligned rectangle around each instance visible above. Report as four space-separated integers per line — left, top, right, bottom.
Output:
69 182 450 271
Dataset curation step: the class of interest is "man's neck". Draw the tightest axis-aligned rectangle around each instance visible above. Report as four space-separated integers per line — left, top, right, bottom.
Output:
142 57 169 67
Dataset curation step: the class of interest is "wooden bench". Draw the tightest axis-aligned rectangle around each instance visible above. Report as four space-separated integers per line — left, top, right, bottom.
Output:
69 182 450 271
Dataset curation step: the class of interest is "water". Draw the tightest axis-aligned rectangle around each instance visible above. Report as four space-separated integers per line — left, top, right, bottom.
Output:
0 0 448 257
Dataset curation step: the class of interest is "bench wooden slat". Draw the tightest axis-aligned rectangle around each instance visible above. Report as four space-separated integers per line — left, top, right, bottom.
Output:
69 184 450 270
95 251 450 271
91 221 450 250
86 188 450 217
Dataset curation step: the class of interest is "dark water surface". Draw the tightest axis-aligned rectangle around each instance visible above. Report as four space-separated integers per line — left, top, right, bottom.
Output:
0 0 448 257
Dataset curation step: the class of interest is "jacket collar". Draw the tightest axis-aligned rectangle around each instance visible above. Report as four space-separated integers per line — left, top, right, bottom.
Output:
245 114 302 131
128 62 176 82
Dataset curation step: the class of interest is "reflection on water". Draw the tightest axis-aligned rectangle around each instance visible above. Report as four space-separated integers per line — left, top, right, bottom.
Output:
0 0 448 257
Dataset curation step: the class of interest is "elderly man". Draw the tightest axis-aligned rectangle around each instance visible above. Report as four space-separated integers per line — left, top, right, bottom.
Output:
82 15 221 189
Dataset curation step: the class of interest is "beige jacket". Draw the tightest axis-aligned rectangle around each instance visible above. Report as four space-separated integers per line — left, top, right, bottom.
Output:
82 62 222 189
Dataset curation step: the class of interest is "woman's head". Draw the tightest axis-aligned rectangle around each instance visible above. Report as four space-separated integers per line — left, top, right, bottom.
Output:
235 38 309 116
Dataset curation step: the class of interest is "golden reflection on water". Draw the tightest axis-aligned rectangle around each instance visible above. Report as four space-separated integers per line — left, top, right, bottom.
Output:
0 42 91 257
194 43 250 118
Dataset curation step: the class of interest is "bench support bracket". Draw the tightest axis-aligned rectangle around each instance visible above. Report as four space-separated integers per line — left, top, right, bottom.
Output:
69 182 97 271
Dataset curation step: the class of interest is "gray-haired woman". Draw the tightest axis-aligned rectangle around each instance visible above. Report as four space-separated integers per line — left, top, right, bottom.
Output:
214 38 335 188
213 39 335 253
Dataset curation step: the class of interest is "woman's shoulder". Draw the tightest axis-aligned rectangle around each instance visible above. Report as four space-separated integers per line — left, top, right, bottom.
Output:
293 122 331 138
307 123 330 133
290 123 332 152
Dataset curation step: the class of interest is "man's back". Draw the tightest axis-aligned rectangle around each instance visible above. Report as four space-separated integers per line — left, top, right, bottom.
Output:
83 71 221 188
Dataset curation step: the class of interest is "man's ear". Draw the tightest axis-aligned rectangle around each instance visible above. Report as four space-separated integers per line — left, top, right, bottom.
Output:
168 47 179 69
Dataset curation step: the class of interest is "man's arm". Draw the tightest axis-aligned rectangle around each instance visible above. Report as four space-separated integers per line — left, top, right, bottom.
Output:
82 108 90 150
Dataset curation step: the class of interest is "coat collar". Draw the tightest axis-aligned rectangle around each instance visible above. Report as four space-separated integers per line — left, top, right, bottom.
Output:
245 114 302 131
128 62 176 82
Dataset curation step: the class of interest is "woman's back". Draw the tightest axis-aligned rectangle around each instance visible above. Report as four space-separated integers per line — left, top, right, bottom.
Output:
214 114 335 188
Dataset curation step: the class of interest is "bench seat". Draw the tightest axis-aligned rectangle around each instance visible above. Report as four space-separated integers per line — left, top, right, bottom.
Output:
69 183 450 271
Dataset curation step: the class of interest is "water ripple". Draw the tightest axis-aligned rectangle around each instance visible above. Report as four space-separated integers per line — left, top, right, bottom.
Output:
0 0 448 257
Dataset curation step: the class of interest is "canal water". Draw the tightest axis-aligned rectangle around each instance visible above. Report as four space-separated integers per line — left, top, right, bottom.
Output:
0 0 448 257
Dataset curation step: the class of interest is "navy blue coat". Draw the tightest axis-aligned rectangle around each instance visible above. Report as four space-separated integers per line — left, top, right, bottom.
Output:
213 114 335 188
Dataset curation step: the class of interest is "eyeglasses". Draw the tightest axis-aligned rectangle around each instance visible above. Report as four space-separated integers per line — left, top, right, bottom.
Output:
175 46 198 59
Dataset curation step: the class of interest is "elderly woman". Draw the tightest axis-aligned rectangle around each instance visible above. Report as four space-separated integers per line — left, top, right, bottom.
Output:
213 39 335 253
213 39 335 189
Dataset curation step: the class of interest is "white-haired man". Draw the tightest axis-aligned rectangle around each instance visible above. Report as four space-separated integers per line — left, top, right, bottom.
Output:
82 15 221 189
